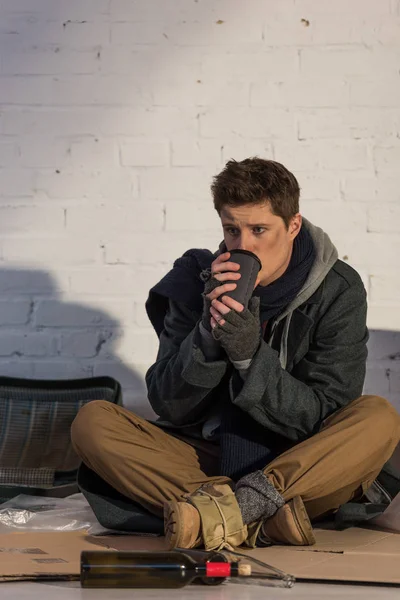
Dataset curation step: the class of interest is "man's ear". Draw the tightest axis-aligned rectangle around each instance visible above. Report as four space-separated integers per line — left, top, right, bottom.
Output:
289 213 302 240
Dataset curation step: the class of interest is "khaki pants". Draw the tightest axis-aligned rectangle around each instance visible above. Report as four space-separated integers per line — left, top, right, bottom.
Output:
71 395 400 522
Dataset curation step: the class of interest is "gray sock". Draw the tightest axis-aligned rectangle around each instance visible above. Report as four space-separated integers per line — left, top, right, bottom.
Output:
235 470 285 525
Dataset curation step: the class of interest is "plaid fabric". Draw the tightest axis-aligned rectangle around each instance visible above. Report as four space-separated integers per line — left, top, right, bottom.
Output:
0 385 116 482
0 467 54 486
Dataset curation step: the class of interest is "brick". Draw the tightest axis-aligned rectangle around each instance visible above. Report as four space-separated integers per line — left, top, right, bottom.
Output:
2 108 103 136
251 80 349 108
274 141 370 172
34 168 137 200
32 361 94 379
110 22 169 45
153 81 250 108
374 145 400 173
273 142 319 173
0 206 65 234
69 267 135 296
333 233 400 268
172 140 222 167
367 331 400 361
18 137 69 168
390 371 400 394
0 0 109 18
2 237 101 265
263 14 365 46
134 302 152 328
221 141 274 164
369 272 400 304
350 79 400 107
0 332 57 357
299 174 341 202
50 76 152 107
0 19 110 47
58 330 111 358
105 232 220 268
340 174 377 203
99 107 197 137
3 48 101 76
363 367 390 396
375 177 400 203
120 140 169 167
0 169 35 197
298 108 400 140
201 49 298 82
112 328 159 363
140 168 212 201
165 201 220 232
67 138 120 169
301 201 367 235
0 142 19 167
200 108 295 139
0 360 34 378
372 17 400 45
100 46 202 80
0 269 57 294
34 299 132 328
169 20 263 46
66 203 164 234
109 0 196 21
368 205 400 233
294 0 391 15
367 306 400 331
92 360 143 388
300 48 399 77
0 300 31 325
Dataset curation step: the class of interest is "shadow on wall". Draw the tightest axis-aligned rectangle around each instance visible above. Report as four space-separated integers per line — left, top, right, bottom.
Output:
364 330 400 416
0 267 157 420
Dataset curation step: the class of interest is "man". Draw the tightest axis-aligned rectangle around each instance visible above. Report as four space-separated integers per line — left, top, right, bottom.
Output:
71 158 400 551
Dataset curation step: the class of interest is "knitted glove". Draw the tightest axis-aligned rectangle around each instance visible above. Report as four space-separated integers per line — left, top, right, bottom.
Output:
200 269 222 333
212 296 261 361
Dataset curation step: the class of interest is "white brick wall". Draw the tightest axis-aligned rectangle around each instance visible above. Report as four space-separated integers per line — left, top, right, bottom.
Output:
0 0 399 416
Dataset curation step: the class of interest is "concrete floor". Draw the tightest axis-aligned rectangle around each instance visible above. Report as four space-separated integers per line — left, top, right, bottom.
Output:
1 580 400 600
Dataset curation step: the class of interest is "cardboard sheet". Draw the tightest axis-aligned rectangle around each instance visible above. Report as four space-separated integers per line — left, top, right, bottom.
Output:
1 526 400 585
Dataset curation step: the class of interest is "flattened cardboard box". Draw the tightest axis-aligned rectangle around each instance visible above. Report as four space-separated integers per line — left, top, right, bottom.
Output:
1 526 400 585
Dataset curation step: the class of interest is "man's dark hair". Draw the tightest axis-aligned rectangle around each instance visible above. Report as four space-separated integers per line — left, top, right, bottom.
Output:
211 157 300 229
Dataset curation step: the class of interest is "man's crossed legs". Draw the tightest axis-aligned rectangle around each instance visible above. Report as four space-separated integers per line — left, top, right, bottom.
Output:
71 395 400 549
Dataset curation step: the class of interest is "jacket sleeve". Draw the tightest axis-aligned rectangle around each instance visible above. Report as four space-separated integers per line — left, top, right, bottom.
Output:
146 299 229 425
228 285 369 441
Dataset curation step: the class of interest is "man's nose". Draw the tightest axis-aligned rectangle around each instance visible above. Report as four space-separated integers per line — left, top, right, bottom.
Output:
237 236 252 251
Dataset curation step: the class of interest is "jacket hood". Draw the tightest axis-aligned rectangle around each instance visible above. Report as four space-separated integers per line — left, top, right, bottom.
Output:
272 217 338 369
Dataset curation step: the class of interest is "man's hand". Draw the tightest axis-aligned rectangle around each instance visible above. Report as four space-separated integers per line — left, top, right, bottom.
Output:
201 252 241 332
210 295 261 362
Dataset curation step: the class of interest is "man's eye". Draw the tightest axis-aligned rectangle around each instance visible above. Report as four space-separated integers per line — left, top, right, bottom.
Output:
253 228 265 235
227 228 238 236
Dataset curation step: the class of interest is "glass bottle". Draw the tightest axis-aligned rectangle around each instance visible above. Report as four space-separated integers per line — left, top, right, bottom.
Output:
81 550 251 589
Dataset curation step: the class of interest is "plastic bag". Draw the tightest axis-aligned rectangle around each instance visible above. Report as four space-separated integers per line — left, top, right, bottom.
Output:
0 493 109 534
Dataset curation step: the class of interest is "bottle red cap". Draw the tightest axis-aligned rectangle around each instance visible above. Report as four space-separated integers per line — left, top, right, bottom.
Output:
206 563 231 578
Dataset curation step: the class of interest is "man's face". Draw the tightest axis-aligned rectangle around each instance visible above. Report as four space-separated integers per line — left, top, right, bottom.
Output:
220 202 302 287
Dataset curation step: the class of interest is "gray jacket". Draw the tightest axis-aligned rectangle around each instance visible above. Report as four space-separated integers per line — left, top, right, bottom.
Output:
145 218 368 442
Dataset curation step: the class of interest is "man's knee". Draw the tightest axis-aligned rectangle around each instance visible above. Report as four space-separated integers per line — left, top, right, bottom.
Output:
358 395 400 439
71 400 112 457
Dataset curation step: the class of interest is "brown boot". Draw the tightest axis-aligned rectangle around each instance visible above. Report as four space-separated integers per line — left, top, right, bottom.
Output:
164 500 202 550
164 483 247 551
258 496 316 546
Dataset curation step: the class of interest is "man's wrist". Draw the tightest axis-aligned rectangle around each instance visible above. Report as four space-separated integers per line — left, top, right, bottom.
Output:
198 321 222 361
